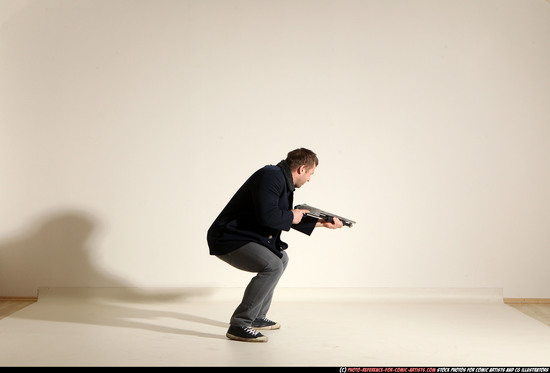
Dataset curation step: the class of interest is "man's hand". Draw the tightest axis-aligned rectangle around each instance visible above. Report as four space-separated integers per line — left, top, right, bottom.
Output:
316 216 344 229
291 209 310 224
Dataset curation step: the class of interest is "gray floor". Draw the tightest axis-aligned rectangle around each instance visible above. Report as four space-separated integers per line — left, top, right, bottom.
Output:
1 287 549 366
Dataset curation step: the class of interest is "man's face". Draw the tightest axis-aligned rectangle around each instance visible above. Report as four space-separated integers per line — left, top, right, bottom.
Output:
294 165 316 188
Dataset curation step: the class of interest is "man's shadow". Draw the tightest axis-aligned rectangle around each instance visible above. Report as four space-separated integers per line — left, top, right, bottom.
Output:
0 210 227 340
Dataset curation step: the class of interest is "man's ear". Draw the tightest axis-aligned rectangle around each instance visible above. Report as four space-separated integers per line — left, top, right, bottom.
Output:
297 165 307 175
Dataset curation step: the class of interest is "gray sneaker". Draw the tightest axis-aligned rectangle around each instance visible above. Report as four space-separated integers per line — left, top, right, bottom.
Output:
226 325 268 342
251 317 281 330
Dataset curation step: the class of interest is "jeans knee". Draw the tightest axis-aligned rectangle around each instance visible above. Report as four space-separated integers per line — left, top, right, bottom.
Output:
281 251 289 269
263 257 285 276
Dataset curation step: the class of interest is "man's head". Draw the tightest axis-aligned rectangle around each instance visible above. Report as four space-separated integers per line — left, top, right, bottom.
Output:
286 148 318 188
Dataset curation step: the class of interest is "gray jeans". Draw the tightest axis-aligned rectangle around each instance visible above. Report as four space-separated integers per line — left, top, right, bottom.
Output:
217 242 289 327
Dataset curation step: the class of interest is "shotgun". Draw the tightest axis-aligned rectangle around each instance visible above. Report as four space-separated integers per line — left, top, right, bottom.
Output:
295 204 356 227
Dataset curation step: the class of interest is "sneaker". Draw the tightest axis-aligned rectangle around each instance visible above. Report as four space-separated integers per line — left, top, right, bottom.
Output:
251 317 281 330
226 325 268 342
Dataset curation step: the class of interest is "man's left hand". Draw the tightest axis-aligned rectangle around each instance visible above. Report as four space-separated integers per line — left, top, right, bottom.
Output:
317 217 344 229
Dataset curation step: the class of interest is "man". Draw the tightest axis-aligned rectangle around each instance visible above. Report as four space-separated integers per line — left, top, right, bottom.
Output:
207 148 343 342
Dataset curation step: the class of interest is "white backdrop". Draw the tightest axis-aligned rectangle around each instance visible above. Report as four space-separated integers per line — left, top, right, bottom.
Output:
1 0 549 297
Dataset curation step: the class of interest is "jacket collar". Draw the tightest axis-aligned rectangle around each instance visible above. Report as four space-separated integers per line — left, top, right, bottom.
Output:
276 160 295 192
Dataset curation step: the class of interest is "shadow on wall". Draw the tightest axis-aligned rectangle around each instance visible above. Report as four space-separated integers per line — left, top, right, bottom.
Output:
0 210 228 338
0 210 122 296
0 210 197 300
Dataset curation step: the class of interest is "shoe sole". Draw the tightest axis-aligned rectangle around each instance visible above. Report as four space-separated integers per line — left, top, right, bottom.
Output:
252 323 281 330
226 332 268 343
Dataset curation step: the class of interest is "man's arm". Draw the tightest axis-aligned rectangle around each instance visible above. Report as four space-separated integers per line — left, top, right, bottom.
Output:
252 172 294 230
252 169 318 230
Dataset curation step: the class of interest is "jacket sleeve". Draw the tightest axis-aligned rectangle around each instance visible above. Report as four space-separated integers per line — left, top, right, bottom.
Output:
252 170 294 231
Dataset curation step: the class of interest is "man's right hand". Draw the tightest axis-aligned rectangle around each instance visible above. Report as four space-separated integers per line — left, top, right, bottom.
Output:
291 209 310 224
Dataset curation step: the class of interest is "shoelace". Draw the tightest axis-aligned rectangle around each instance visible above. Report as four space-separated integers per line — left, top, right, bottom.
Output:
243 326 260 336
258 317 274 323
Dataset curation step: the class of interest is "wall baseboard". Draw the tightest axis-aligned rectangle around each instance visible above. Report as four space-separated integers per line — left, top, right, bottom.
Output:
2 293 550 304
0 296 38 301
504 298 550 304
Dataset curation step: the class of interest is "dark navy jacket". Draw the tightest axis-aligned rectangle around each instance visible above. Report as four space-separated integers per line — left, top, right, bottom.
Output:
207 161 318 258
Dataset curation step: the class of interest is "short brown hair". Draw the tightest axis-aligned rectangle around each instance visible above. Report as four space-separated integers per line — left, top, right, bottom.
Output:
285 148 318 171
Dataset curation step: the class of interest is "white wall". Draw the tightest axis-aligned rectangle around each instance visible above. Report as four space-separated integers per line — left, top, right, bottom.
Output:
1 0 549 298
